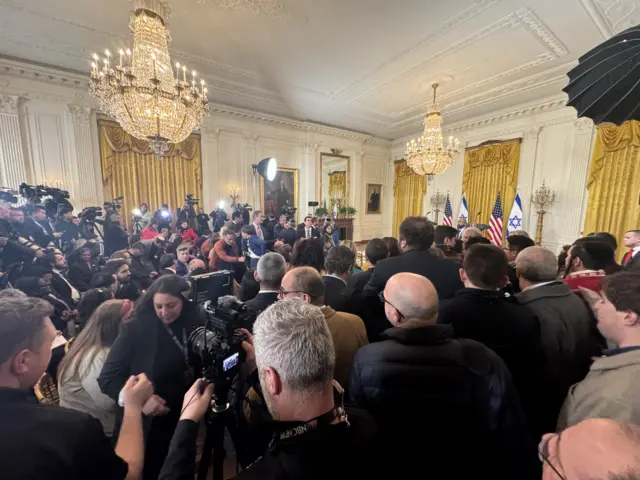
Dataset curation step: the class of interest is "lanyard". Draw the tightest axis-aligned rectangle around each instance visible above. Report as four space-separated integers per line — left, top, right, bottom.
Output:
161 321 189 365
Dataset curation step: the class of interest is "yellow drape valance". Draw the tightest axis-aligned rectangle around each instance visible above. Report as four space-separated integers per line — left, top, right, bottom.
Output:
462 139 520 233
393 161 426 235
329 171 347 200
583 121 640 261
99 120 203 231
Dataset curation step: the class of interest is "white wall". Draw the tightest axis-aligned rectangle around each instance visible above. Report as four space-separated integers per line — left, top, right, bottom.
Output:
391 98 596 252
0 58 393 241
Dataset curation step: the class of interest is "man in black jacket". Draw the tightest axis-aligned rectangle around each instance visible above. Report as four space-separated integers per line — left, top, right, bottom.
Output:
29 205 62 248
515 246 598 433
363 216 462 299
244 252 285 317
503 234 535 293
322 245 355 312
273 215 287 239
280 219 298 247
348 238 388 294
350 272 538 479
438 244 548 440
104 214 129 257
128 242 157 289
296 215 321 240
54 207 81 253
0 296 153 480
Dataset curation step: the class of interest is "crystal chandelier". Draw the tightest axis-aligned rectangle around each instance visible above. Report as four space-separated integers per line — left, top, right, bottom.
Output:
405 83 460 176
89 0 209 156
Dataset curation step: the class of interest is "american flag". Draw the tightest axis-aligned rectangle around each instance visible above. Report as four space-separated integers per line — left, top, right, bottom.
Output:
442 196 453 226
488 192 503 246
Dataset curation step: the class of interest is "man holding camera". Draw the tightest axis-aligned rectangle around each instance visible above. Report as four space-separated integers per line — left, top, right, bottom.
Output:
154 204 173 231
54 206 81 253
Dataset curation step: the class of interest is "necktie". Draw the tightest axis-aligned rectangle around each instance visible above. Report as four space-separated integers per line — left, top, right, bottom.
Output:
623 250 633 266
306 229 311 239
256 225 263 240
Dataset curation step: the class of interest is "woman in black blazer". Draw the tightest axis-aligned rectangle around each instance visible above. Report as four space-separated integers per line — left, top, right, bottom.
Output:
98 275 201 480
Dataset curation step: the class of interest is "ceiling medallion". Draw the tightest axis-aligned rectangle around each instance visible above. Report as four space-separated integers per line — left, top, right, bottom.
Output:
196 0 290 21
405 83 460 177
89 0 209 156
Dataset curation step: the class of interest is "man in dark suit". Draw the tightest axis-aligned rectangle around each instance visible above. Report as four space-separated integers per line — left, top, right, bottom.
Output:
622 229 640 271
273 215 288 239
438 243 548 440
29 205 62 248
244 252 286 320
280 219 298 247
297 215 321 240
348 239 388 294
323 246 355 312
503 234 535 294
363 216 463 300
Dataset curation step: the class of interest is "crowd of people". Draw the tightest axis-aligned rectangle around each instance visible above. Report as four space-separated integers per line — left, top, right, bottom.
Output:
1 193 640 479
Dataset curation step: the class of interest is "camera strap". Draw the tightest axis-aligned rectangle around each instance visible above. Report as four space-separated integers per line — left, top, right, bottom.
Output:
161 322 189 366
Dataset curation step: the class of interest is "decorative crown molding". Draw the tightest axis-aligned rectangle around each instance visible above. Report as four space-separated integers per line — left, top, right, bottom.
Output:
579 0 639 37
0 93 19 114
574 117 595 133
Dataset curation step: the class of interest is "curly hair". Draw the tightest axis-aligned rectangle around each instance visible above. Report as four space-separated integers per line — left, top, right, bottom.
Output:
291 238 325 273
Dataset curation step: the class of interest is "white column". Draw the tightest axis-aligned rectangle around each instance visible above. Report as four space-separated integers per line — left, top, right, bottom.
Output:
520 127 541 234
567 118 595 238
0 94 27 189
201 125 220 209
67 104 99 210
299 140 319 218
353 149 364 240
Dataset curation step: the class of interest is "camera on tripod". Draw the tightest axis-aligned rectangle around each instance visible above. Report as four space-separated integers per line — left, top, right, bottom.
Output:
281 204 297 220
19 183 73 219
188 296 255 397
103 196 123 212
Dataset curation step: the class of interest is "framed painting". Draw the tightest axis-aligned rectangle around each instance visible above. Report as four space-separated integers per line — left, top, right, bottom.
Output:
366 183 382 214
260 167 299 219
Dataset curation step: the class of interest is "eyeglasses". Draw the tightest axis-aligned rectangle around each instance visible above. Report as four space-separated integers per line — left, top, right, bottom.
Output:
378 291 405 319
278 287 306 299
539 434 565 479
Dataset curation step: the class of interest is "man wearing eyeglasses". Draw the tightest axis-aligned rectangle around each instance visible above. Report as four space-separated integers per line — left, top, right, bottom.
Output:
539 418 640 479
278 266 367 389
350 272 538 479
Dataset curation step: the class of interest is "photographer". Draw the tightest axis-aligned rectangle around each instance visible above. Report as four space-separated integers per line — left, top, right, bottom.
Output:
158 300 382 479
104 214 130 257
177 197 197 230
197 208 211 235
0 296 155 480
98 276 203 480
29 205 63 248
55 206 81 253
154 204 173 231
132 203 152 235
0 201 43 267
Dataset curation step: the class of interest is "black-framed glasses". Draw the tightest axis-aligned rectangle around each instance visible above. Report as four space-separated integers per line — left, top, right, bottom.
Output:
378 291 405 318
539 435 565 480
278 287 306 299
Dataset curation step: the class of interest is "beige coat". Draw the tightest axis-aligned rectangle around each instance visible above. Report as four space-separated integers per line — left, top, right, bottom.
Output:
320 306 368 389
557 348 640 430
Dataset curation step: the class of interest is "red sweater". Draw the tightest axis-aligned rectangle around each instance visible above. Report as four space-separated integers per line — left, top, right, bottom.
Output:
141 228 159 240
179 228 198 243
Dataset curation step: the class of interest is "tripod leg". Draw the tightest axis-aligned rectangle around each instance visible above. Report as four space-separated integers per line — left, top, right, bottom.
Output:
197 417 216 480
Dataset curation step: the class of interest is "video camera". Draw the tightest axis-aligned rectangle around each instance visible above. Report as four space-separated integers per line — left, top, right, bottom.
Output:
281 204 297 220
19 183 73 219
233 203 252 214
79 206 103 224
0 188 19 204
188 296 255 394
185 193 199 206
103 196 123 212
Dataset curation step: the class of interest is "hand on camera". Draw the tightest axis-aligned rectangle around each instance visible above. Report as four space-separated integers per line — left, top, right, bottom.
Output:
180 379 214 423
238 328 257 374
237 256 246 263
122 373 154 412
142 394 171 417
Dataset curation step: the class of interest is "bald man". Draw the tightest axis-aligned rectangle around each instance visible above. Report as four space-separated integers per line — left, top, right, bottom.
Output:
541 419 640 479
350 272 538 479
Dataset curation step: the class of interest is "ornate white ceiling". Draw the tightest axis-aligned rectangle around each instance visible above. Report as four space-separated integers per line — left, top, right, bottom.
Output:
0 0 632 140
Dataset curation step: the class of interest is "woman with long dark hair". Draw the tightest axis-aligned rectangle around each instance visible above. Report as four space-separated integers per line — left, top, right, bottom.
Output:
382 236 401 258
291 238 325 273
98 275 201 479
58 299 133 436
77 288 114 331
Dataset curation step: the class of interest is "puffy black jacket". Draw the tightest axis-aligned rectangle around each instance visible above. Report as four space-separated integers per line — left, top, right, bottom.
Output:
350 324 539 479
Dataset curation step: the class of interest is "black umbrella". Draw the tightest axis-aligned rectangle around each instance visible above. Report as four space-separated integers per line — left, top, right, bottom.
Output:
564 25 640 125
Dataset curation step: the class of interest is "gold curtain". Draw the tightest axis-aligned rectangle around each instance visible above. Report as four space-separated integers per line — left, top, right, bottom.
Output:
99 120 203 231
393 161 426 235
583 121 640 262
462 139 520 234
328 171 347 200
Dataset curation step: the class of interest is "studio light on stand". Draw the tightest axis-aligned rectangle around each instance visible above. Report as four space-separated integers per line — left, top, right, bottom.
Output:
251 157 278 209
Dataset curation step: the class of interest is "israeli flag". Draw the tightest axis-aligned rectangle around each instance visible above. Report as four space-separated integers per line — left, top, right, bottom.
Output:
458 193 469 223
507 193 524 237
